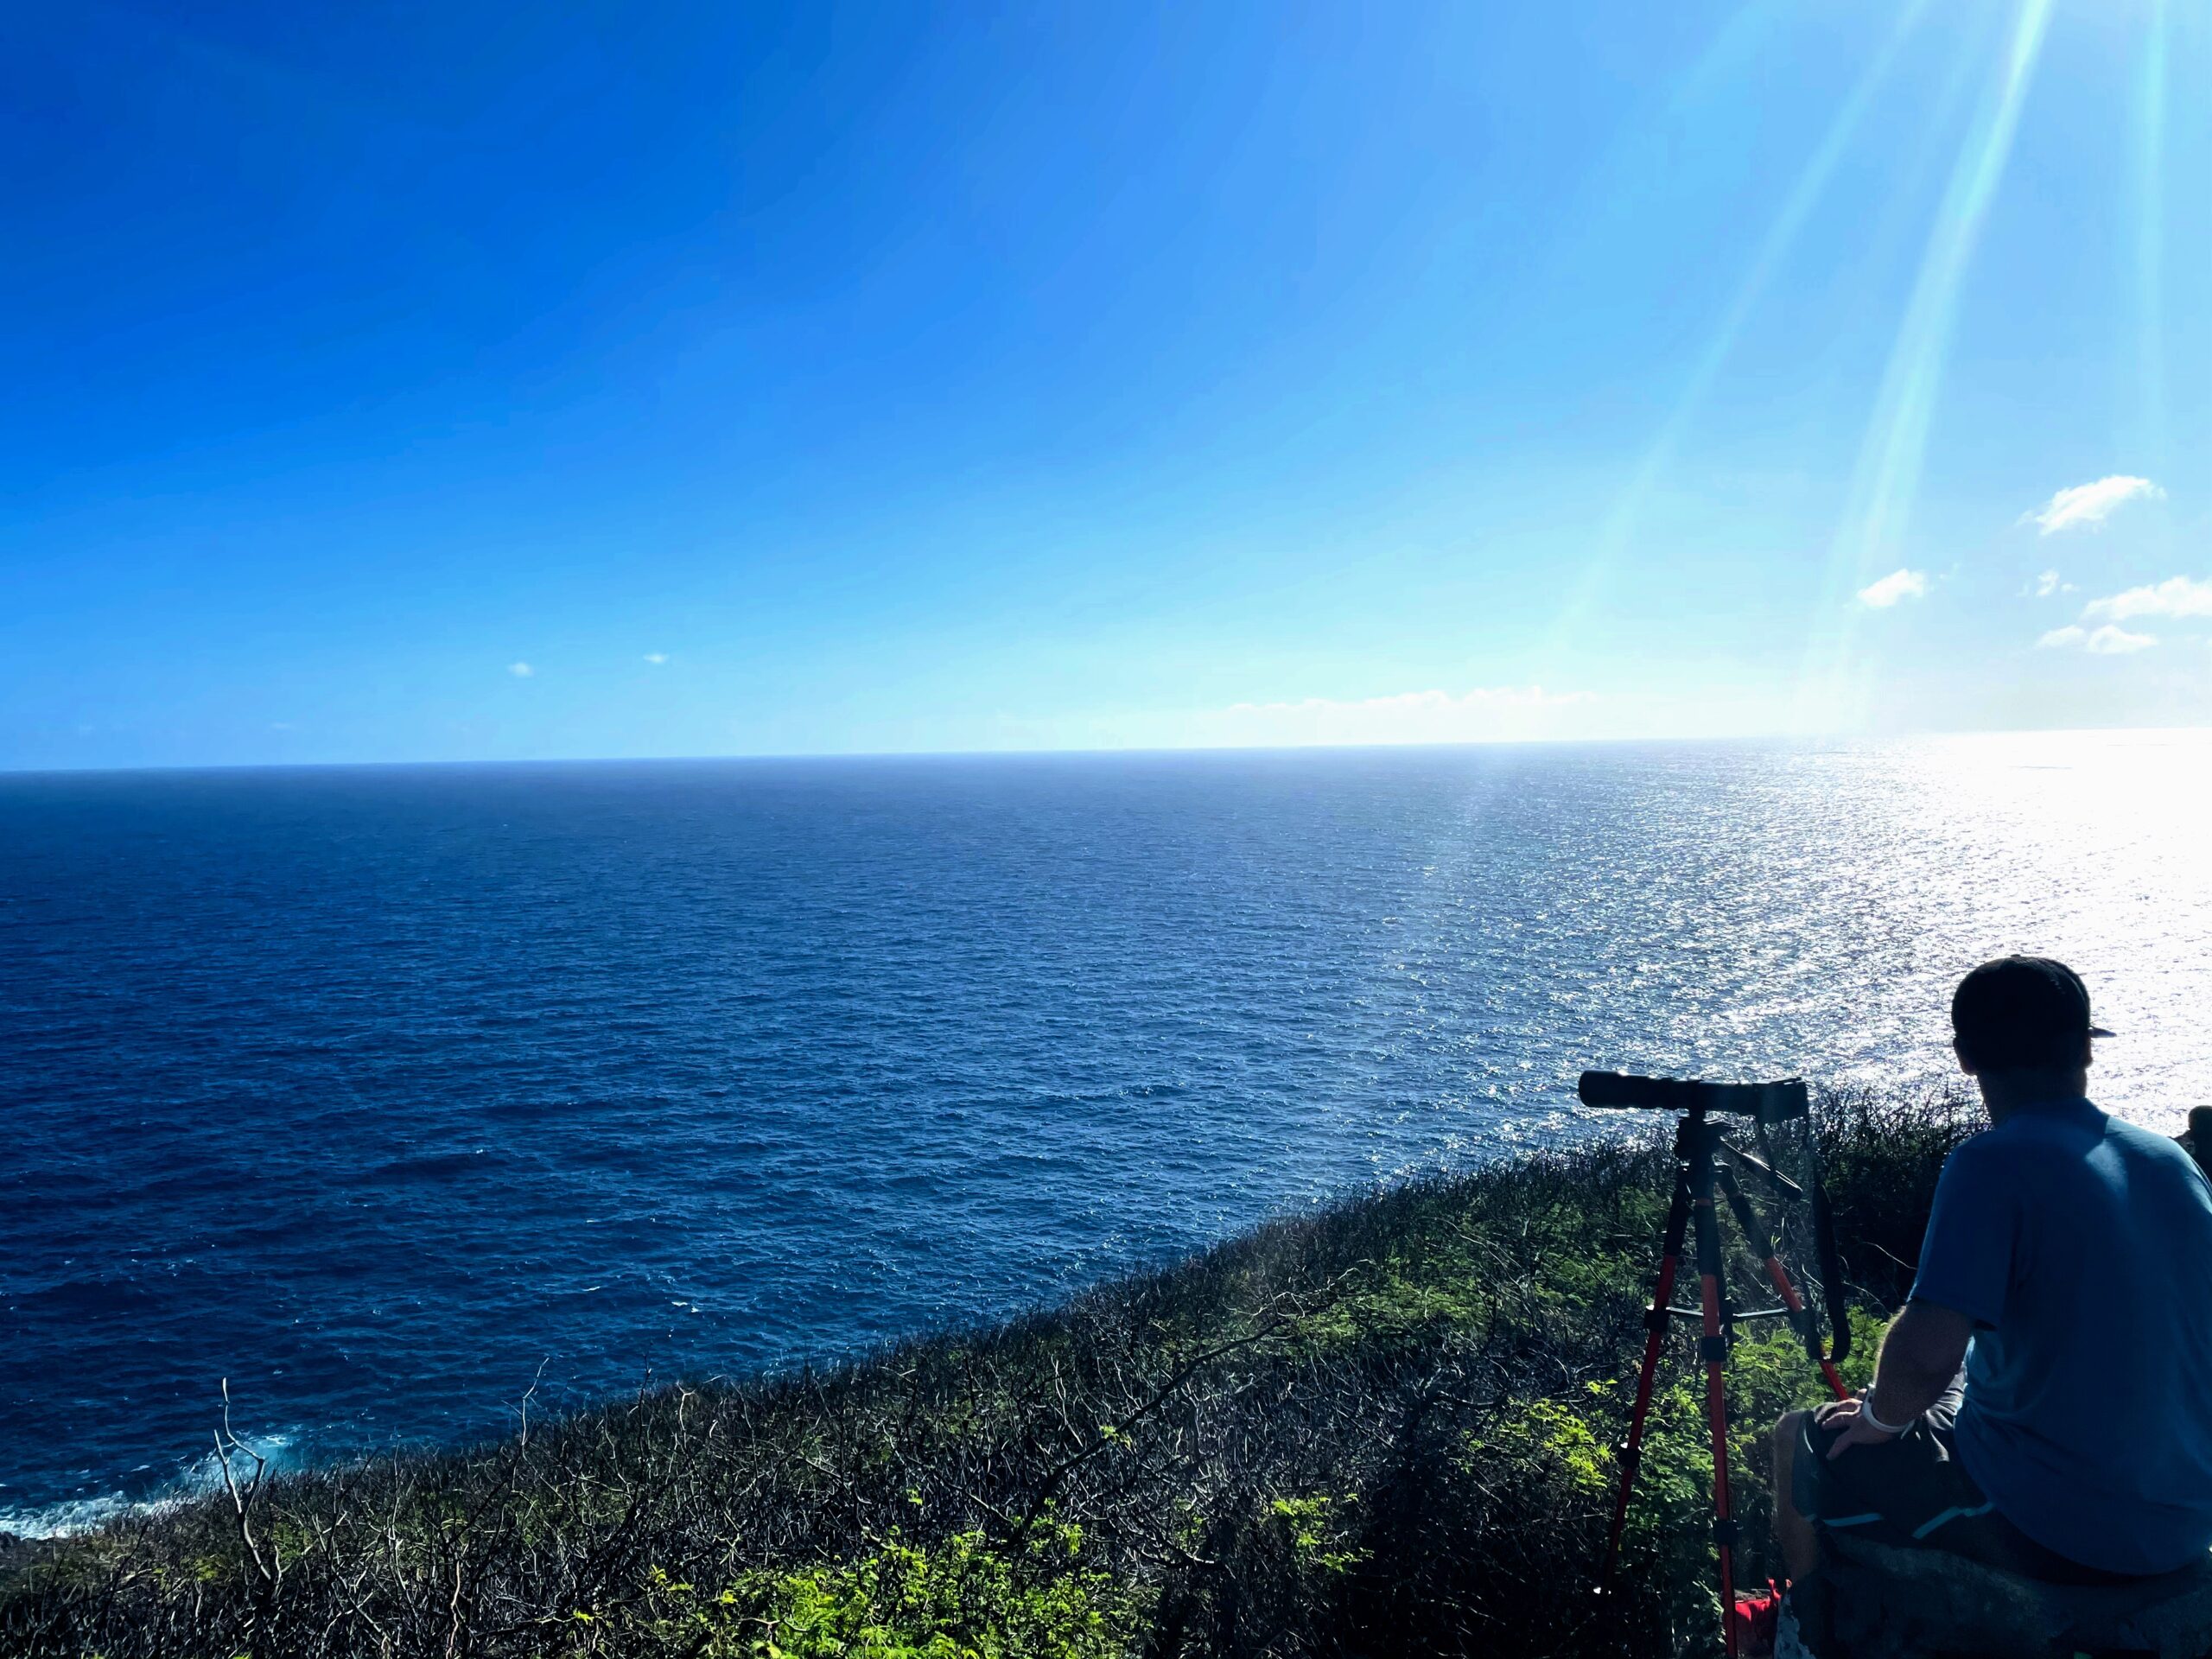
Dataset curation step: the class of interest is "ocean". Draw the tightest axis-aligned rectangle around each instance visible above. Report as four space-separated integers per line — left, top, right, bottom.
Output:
4 733 2210 1529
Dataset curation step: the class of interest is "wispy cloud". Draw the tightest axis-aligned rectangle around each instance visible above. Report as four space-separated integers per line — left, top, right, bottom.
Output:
1204 686 1595 747
2088 626 2156 654
2082 575 2212 623
643 652 669 665
2031 569 2072 599
2037 624 2156 655
1856 568 1928 608
2027 474 2163 535
507 661 534 677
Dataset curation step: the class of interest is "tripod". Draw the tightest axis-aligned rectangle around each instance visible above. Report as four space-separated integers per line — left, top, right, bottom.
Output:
1581 1074 1851 1659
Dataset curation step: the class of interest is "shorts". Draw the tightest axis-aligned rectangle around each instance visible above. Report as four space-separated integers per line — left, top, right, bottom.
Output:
1793 1378 2141 1587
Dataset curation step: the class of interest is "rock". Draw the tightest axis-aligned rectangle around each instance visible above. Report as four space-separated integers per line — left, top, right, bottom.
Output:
2182 1109 2212 1180
1795 1535 2212 1658
0 1529 34 1584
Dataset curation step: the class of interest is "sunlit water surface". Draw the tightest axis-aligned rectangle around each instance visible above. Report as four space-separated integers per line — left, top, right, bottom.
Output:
3 733 2209 1527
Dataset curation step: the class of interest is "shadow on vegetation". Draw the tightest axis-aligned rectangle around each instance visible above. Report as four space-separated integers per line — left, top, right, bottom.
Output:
0 1086 1979 1657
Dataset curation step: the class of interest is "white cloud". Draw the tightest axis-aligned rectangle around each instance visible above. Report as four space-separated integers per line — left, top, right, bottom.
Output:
508 661 535 677
1856 568 1929 608
2037 573 2207 655
2088 626 2157 654
2031 569 2072 599
2028 475 2163 535
643 652 669 665
2082 575 2212 623
2038 624 2155 654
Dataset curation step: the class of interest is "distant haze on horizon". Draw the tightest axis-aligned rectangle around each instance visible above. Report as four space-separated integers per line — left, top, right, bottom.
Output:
13 724 2212 782
6 0 2210 772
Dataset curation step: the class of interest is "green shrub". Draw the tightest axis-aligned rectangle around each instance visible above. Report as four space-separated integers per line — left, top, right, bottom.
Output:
0 1087 1974 1659
603 1525 1141 1659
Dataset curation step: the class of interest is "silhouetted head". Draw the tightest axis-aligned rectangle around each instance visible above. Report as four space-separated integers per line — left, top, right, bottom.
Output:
1950 956 2111 1111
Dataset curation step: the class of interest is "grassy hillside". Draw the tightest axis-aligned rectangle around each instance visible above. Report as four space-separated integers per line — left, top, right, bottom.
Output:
0 1089 1976 1659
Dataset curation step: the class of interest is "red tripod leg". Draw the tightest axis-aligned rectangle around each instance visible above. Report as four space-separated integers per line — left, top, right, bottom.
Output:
1758 1255 1848 1401
1716 1161 1850 1402
1700 1260 1738 1658
1686 1139 1740 1659
1601 1169 1691 1584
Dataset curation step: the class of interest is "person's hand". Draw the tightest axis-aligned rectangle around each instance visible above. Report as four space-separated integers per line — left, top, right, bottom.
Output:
1813 1395 1858 1429
1821 1393 1903 1460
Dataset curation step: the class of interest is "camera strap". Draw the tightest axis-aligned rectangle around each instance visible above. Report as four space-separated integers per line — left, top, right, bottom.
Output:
1805 1135 1852 1366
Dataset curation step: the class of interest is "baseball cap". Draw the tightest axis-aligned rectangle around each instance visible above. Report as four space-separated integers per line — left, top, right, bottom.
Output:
1950 956 2115 1071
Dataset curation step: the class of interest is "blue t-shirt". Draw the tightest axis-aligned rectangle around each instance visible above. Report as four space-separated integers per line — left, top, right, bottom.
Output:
1911 1096 2212 1575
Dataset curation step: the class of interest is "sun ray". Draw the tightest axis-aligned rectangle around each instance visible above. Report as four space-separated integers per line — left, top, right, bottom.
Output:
2128 0 2170 477
1532 0 1936 677
1792 0 2056 730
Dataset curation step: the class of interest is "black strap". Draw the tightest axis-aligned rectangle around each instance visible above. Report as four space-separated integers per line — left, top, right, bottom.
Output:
1808 1135 1852 1365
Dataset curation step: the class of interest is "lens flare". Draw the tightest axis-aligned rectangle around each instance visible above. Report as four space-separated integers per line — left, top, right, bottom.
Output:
1794 0 2056 729
2129 0 2170 475
1535 3 1933 677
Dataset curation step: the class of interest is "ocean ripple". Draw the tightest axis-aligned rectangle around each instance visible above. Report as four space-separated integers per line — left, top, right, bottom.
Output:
3 734 2209 1522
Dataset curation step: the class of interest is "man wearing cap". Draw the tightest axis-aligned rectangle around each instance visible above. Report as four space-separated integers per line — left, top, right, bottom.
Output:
1773 956 2212 1587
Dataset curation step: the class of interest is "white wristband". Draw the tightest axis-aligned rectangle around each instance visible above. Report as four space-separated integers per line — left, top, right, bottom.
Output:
1861 1393 1914 1436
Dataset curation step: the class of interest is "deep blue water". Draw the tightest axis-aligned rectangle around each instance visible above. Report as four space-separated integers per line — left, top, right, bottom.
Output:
5 735 2211 1529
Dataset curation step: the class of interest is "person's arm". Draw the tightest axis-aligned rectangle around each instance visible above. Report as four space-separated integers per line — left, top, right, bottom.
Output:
1821 1300 1972 1458
1822 1136 2011 1459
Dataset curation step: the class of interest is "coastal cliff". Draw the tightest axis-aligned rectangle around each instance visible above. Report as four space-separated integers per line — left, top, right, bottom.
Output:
0 1090 1969 1658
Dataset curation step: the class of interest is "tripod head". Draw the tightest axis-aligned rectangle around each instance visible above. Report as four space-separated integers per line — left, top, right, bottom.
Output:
1578 1064 1849 1373
1578 1069 1808 1125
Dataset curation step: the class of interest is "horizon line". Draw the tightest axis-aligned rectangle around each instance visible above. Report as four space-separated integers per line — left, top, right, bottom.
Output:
4 721 2208 780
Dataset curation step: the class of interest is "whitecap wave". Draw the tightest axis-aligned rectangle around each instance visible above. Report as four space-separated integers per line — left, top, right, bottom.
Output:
1 1432 299 1541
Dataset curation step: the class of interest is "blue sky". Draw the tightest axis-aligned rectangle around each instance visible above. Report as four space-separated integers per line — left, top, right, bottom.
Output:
3 0 2209 768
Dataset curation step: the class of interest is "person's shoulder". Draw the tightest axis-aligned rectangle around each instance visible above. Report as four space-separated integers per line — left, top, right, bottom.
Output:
1947 1106 2086 1176
1938 1123 2015 1185
2101 1108 2205 1175
2101 1109 2169 1145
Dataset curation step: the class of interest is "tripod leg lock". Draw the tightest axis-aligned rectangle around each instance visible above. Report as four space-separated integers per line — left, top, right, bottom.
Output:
1699 1333 1730 1363
1712 1517 1739 1547
1643 1306 1672 1333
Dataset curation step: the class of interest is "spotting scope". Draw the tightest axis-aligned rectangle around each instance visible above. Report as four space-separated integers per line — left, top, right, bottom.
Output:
1577 1070 1808 1123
